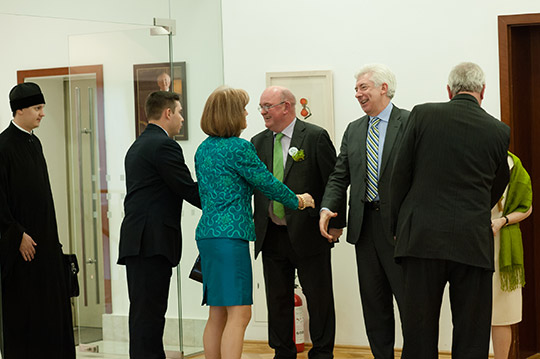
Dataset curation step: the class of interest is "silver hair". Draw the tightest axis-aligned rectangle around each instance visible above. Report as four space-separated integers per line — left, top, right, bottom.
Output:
355 63 397 99
447 62 485 95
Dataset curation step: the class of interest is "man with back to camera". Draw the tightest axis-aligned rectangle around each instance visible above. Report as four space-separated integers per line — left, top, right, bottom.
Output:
390 62 510 358
251 85 345 359
320 64 409 359
0 82 75 358
118 91 201 359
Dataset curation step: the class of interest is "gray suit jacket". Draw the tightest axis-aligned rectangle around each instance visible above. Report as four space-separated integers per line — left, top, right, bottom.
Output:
322 105 410 245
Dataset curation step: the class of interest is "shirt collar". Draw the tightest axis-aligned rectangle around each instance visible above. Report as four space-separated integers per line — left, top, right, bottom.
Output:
274 118 296 138
148 122 170 137
370 102 393 123
11 120 33 135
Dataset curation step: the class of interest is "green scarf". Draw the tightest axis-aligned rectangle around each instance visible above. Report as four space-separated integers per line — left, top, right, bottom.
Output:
499 152 532 291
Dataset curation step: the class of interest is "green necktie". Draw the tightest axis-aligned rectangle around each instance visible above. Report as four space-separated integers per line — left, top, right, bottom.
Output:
273 133 285 218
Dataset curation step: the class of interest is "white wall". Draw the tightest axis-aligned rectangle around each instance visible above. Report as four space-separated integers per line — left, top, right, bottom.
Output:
220 0 539 351
0 0 170 26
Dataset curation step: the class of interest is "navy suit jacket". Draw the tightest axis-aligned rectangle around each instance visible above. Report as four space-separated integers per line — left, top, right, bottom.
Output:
118 124 200 267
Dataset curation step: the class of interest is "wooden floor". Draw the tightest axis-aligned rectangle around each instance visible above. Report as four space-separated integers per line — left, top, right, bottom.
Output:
187 341 454 358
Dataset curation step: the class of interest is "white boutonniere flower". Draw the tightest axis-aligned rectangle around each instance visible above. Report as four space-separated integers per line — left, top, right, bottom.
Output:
288 147 305 162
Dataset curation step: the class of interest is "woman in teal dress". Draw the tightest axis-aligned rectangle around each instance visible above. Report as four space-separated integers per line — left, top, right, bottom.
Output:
195 86 314 359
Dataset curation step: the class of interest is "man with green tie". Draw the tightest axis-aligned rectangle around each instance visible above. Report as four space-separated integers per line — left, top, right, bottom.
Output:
251 85 345 358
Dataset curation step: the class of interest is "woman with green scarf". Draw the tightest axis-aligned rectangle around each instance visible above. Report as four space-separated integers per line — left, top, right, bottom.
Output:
490 152 532 359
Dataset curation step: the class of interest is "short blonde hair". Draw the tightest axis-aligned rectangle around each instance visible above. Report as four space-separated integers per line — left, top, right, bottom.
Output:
201 86 249 138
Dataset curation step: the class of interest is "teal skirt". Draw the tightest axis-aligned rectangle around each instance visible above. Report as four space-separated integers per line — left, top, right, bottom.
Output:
196 238 253 306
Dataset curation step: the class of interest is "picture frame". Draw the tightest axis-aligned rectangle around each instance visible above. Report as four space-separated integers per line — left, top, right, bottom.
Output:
133 61 188 140
266 70 334 142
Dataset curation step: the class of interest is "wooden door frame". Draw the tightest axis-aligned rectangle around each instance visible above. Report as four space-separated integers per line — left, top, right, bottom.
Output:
499 13 540 130
499 13 540 358
17 65 112 314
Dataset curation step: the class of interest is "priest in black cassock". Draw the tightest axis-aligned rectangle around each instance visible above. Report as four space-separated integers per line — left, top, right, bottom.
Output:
0 83 75 358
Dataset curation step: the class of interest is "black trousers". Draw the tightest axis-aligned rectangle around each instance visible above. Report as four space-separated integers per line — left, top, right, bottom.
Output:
262 222 335 359
355 204 404 359
125 255 172 359
400 257 493 359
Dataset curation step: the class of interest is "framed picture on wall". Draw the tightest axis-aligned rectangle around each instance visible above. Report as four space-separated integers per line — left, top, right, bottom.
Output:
133 61 188 140
266 70 334 142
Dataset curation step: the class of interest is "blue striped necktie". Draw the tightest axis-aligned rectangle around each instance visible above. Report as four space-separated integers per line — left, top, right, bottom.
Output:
366 117 381 202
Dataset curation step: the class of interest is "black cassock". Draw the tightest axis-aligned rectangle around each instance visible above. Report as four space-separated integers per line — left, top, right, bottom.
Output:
0 123 75 358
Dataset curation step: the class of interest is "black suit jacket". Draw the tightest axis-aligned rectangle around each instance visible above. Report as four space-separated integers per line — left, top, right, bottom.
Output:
118 124 200 267
251 119 345 258
321 105 410 246
390 94 510 269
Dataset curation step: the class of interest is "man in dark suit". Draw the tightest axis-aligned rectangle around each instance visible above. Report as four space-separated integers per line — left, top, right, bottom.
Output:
118 91 200 359
251 86 345 359
320 64 409 359
390 62 510 358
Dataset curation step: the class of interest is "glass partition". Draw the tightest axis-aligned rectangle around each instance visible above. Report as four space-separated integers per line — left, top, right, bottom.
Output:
168 0 226 356
65 25 189 357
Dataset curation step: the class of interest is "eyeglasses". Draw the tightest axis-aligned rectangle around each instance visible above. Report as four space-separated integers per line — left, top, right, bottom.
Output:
258 101 286 112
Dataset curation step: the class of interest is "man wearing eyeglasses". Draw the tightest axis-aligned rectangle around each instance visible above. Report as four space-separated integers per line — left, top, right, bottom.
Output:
320 64 409 359
251 85 345 359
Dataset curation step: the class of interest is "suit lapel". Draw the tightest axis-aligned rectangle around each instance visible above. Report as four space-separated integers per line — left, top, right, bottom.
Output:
357 116 369 161
260 130 274 171
380 106 403 177
347 116 369 176
283 119 306 181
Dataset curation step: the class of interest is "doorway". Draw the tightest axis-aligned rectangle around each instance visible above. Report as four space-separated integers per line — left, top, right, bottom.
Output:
499 13 540 359
18 65 111 346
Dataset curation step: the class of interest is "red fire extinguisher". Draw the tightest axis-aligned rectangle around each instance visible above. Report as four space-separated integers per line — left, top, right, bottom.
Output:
293 292 305 352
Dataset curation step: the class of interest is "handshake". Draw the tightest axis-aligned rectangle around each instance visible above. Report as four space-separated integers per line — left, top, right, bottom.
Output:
295 193 343 243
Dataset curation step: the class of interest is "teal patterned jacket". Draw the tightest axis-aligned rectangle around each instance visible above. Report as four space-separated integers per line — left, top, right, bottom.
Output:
195 136 298 241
